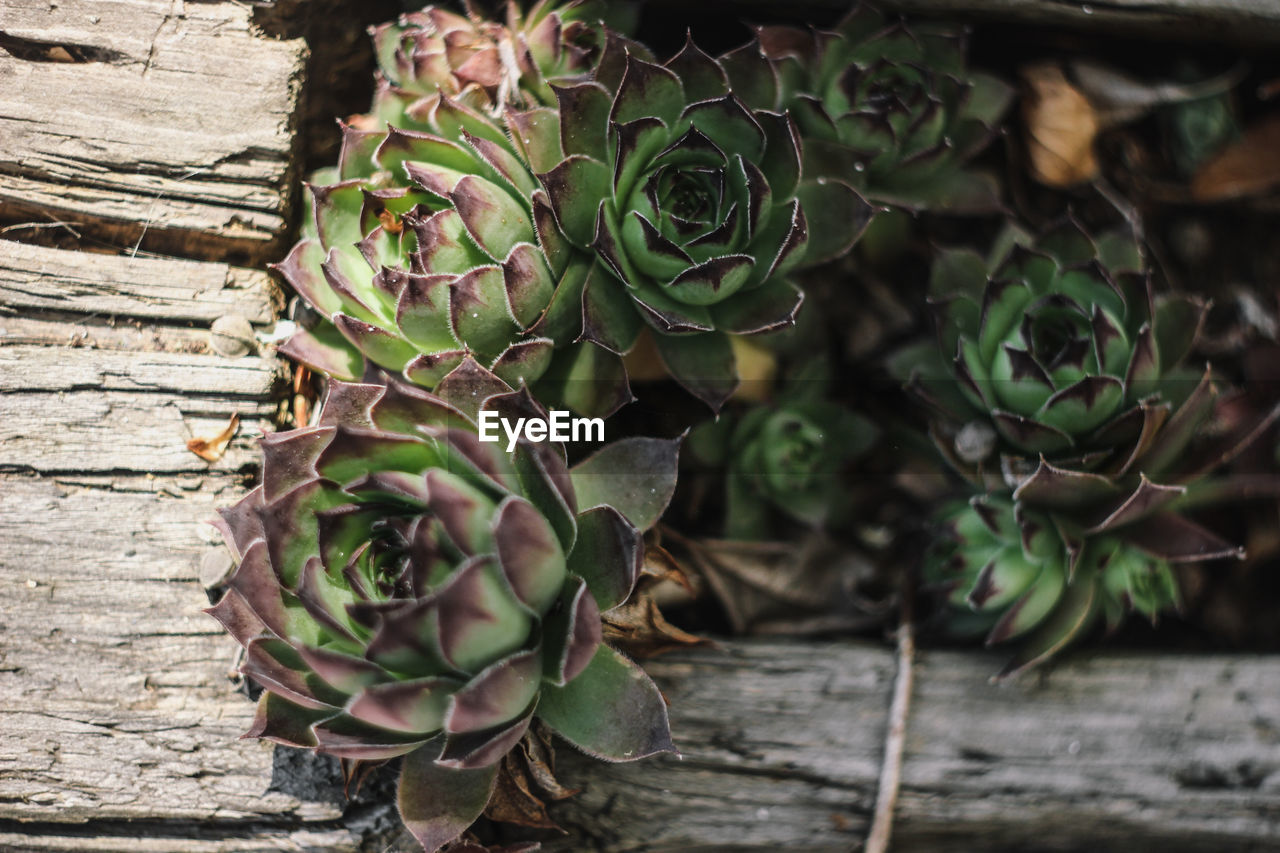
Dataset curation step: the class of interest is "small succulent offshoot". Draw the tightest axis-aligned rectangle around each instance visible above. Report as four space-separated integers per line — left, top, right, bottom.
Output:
690 362 877 540
207 376 680 852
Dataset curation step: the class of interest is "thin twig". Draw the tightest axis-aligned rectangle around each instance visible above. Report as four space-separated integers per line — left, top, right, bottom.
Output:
0 219 83 238
865 592 915 853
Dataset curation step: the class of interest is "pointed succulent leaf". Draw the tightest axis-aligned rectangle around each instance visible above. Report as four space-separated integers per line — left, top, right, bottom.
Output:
398 741 499 853
537 644 675 761
565 505 643 611
542 575 602 686
493 495 567 614
653 331 739 412
569 437 680 531
244 692 326 748
996 575 1099 679
278 325 365 382
444 649 542 733
346 676 460 735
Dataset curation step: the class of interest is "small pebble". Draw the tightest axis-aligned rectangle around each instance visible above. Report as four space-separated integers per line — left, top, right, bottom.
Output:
199 549 234 589
210 314 255 358
955 420 997 464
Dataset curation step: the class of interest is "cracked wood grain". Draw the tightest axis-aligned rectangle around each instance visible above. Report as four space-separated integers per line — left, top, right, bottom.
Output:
544 642 1280 852
0 0 307 262
0 476 354 835
0 241 280 326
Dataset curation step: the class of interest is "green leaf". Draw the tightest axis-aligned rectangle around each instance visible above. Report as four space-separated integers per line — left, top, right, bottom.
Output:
653 331 739 412
450 175 534 261
565 505 641 610
537 644 675 761
570 437 681 531
963 71 1015 127
794 178 872 266
612 56 685 128
534 340 634 419
278 324 364 382
398 741 498 853
539 156 611 247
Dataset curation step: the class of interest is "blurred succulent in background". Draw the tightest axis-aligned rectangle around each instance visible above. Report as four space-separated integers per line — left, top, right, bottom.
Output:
756 3 1012 213
207 376 680 852
514 38 872 411
370 1 631 119
689 361 877 539
898 218 1280 672
900 218 1206 463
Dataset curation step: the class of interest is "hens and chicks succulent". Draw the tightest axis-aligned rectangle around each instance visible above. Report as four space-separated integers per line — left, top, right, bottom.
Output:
203 1 1269 849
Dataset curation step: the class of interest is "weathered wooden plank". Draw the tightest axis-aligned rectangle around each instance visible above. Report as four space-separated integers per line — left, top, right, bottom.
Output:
0 389 272 473
0 241 280 326
0 314 213 352
547 642 1280 852
0 0 307 261
0 475 347 829
0 829 364 853
693 0 1280 42
0 346 279 396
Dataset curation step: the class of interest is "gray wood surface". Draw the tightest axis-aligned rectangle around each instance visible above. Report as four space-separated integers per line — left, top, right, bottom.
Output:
0 0 307 262
548 642 1280 852
0 240 374 848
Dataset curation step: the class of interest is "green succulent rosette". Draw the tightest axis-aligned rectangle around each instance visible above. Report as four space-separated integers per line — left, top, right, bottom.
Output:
896 219 1280 671
913 219 1209 462
370 1 630 118
206 375 681 852
275 105 569 396
276 6 657 417
757 3 1012 212
512 36 873 411
927 495 1193 678
690 366 877 539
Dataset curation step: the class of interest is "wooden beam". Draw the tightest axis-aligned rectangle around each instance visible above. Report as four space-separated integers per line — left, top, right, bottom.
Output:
543 641 1280 851
0 0 307 263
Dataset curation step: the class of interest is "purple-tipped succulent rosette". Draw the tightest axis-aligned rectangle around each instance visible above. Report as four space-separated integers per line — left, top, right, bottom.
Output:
207 375 680 851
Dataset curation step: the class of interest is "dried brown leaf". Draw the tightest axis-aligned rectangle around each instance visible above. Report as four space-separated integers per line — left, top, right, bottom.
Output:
603 593 706 659
483 726 577 833
484 753 562 831
667 529 884 635
186 413 239 462
1191 115 1280 201
1021 63 1100 187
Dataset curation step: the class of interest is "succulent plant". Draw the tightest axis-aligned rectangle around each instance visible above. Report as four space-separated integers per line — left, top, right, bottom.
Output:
899 219 1280 672
928 494 1188 677
206 375 681 852
370 1 632 120
274 105 579 396
689 361 877 539
756 3 1012 212
512 36 873 411
921 363 1278 675
275 6 664 418
906 219 1208 463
